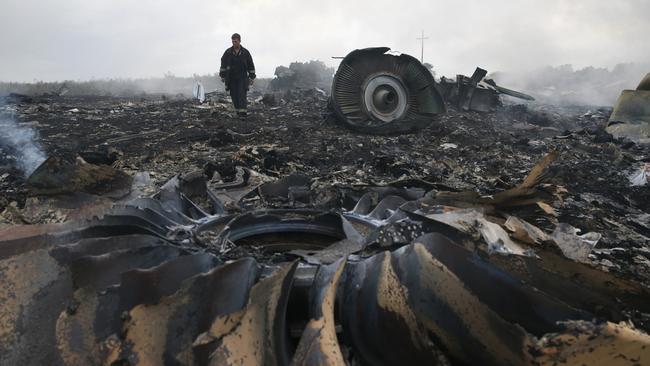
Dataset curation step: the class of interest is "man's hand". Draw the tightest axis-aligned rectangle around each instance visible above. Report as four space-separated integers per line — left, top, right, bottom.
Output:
249 78 254 86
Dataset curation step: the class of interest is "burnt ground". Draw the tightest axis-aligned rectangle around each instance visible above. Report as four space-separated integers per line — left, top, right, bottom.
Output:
1 90 649 282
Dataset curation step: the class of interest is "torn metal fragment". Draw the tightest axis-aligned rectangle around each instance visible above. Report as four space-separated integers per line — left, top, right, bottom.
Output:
258 173 312 202
107 258 258 365
291 258 347 366
438 67 535 112
421 208 533 256
550 223 601 263
200 261 298 366
339 237 540 365
607 72 650 144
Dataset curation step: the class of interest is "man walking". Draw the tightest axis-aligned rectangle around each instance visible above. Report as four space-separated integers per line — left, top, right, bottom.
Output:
219 33 256 117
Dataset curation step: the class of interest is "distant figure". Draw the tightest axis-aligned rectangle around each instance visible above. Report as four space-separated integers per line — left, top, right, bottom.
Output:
219 33 256 117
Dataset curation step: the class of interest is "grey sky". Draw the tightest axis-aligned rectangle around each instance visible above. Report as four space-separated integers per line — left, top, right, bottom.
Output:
1 0 649 82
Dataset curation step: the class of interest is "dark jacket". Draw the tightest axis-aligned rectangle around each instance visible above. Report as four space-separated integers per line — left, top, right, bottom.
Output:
219 46 256 90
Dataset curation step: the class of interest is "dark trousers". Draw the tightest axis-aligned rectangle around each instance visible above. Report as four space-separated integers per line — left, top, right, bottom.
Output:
229 78 248 112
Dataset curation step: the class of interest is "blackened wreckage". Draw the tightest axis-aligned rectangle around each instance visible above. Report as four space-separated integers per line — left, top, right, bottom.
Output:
1 49 649 366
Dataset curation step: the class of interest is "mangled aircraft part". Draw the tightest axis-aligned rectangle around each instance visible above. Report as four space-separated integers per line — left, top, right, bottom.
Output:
291 258 347 366
201 261 297 366
607 72 650 143
213 210 351 253
340 246 452 365
638 72 650 91
3 169 650 365
330 47 446 134
338 234 585 365
113 258 259 365
59 253 235 365
439 67 535 112
487 81 536 101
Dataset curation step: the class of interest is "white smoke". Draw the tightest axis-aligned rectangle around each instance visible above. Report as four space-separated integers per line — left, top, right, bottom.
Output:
490 62 650 107
0 113 46 177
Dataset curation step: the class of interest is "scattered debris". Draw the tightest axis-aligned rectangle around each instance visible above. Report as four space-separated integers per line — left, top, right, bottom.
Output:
422 208 532 255
551 223 602 262
630 163 650 186
3 150 650 365
0 68 649 364
504 215 551 244
440 142 457 149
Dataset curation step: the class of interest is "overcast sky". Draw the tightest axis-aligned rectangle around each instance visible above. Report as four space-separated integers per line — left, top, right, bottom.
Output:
1 0 649 82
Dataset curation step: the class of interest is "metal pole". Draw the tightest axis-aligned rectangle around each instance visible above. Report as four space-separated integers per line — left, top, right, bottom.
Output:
421 30 424 63
416 30 429 64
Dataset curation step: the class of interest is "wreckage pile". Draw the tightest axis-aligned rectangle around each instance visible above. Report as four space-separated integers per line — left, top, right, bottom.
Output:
1 60 650 365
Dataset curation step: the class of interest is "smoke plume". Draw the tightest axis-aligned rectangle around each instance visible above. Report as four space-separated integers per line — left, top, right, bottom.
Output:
490 62 650 107
0 105 46 177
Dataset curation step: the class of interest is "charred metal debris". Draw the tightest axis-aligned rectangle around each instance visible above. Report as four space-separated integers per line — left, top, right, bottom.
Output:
329 48 446 134
438 67 535 113
607 72 650 143
328 48 533 134
1 50 650 365
2 150 650 366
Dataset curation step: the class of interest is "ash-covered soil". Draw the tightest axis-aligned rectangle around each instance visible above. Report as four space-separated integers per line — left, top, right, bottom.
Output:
1 91 649 281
